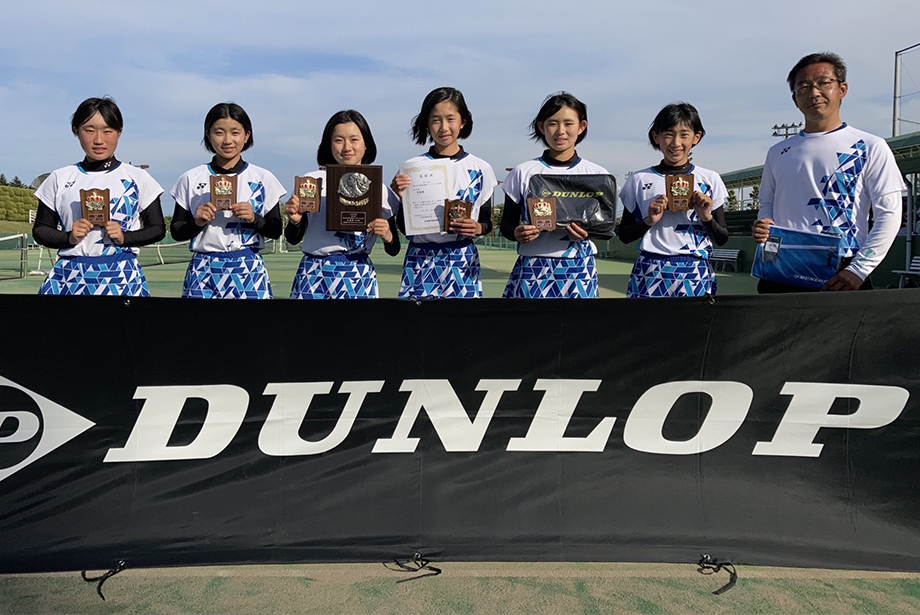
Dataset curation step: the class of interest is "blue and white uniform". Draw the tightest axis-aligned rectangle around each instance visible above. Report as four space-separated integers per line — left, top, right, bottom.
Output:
619 165 727 298
286 168 399 299
759 124 905 282
501 153 608 298
170 160 285 299
34 160 163 296
398 148 497 299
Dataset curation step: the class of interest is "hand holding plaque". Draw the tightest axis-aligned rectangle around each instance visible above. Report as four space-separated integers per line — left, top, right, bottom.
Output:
443 199 472 233
79 188 110 226
294 176 322 214
210 175 237 211
666 174 694 212
527 196 557 231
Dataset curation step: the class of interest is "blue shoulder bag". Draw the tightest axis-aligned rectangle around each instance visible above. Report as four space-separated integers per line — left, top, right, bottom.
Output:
751 225 843 290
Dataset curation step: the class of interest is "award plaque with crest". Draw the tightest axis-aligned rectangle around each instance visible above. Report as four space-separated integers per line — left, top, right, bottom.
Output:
325 165 382 231
527 196 557 231
210 175 238 211
443 199 472 233
79 188 110 226
666 174 694 212
294 175 322 214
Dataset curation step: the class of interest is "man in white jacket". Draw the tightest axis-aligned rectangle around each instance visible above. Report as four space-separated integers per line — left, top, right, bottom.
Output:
753 52 906 293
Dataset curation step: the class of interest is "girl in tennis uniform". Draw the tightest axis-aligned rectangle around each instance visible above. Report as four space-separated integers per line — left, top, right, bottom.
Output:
617 102 729 297
390 87 497 299
32 96 165 296
170 102 285 299
284 109 400 299
500 92 608 298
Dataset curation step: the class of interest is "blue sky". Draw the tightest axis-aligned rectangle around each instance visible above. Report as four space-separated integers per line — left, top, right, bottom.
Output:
2 0 919 208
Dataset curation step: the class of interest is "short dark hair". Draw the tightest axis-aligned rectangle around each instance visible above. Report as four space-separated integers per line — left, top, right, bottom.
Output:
411 87 474 145
529 91 588 146
787 52 847 92
71 97 123 134
648 102 706 149
203 102 254 153
317 110 378 166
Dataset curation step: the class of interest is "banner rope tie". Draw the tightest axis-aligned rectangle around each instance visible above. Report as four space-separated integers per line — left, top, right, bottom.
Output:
81 560 127 601
696 553 737 595
383 552 442 583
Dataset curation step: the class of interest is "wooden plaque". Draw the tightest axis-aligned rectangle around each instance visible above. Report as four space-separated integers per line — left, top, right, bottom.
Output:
443 199 472 233
210 175 238 211
294 175 322 214
325 164 382 232
666 174 694 212
527 196 557 231
79 188 110 226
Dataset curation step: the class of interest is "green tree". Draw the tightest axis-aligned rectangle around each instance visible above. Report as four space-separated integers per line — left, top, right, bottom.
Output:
10 176 24 188
726 189 740 212
0 174 7 186
491 202 503 236
750 184 760 209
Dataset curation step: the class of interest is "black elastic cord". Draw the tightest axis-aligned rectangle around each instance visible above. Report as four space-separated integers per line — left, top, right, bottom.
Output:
383 552 442 583
697 554 737 595
81 560 127 600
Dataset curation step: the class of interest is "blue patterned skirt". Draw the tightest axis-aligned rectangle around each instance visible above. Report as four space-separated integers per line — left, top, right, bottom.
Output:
502 254 598 298
39 252 149 297
290 252 378 299
627 252 716 298
182 248 272 299
399 241 481 299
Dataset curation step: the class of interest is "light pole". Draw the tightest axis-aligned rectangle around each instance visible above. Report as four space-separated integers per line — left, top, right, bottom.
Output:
771 123 802 139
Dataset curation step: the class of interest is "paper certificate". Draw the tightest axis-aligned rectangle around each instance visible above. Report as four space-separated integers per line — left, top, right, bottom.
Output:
398 161 450 235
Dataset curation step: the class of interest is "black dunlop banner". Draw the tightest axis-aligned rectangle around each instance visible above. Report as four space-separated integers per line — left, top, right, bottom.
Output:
1 292 920 573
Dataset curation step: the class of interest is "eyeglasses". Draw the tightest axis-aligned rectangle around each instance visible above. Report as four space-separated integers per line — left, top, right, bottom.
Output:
794 78 840 95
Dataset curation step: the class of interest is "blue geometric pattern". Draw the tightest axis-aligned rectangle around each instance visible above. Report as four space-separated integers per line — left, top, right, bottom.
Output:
502 255 598 298
399 242 481 299
226 220 259 246
223 180 271 246
808 139 867 257
333 231 367 253
674 211 712 259
290 253 378 299
675 180 715 258
39 253 149 296
627 252 715 298
97 179 141 256
182 249 272 299
457 169 484 203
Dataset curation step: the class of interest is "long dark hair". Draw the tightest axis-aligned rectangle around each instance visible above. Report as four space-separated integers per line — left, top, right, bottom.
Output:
316 110 377 166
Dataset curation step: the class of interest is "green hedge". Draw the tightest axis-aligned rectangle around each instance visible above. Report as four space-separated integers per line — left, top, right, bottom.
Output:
0 186 38 222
